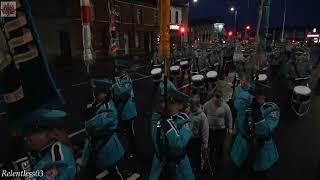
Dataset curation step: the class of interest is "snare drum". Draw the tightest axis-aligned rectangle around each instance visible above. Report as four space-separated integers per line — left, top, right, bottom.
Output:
255 74 268 84
291 85 312 116
180 61 189 70
192 74 204 88
151 68 162 81
206 71 218 83
170 65 181 76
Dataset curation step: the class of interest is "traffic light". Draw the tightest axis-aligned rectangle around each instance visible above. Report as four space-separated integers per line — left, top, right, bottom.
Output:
180 26 186 33
246 25 251 30
228 31 233 36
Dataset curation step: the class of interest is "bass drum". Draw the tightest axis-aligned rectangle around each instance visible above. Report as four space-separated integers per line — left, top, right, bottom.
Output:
291 86 311 117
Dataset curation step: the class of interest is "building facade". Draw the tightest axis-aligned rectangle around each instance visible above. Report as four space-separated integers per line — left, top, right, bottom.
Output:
189 17 224 45
28 0 159 64
170 0 189 48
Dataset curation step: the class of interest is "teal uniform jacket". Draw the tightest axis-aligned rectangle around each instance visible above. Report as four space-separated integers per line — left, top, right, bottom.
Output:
159 80 177 95
82 101 125 170
30 141 76 180
231 102 280 171
233 85 252 130
113 75 138 121
149 112 195 180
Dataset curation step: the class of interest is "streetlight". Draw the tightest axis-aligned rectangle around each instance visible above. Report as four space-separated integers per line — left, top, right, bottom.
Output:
230 7 238 37
193 0 198 3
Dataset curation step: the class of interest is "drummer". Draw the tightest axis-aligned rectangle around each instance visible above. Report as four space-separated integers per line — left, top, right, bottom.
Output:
285 47 312 91
208 47 222 72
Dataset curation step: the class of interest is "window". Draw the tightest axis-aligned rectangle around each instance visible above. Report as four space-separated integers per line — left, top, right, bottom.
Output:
154 12 158 25
175 11 179 24
137 9 143 24
135 32 140 48
115 5 121 23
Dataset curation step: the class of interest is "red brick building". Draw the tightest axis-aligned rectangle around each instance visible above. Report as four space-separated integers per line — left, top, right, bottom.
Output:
29 0 159 63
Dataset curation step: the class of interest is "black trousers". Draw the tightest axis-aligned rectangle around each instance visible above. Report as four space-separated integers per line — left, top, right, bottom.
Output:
187 138 202 179
231 162 269 180
102 165 124 180
119 120 136 156
209 128 226 172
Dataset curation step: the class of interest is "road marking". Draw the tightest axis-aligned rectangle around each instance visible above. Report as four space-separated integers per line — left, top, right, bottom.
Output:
96 169 109 179
71 82 89 87
68 129 85 138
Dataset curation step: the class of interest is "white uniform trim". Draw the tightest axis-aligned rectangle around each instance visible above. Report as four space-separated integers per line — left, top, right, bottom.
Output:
255 119 266 126
51 142 64 162
165 119 179 136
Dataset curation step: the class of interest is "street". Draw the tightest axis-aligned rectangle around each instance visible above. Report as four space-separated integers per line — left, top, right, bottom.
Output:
47 48 320 180
1 0 320 179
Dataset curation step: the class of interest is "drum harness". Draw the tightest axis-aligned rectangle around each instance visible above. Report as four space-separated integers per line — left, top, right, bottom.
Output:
291 62 311 117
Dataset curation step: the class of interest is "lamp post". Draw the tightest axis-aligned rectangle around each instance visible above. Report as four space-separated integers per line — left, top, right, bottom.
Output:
230 7 238 36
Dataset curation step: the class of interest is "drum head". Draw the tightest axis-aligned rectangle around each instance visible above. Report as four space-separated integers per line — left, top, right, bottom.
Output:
170 65 180 71
206 71 218 78
192 74 204 81
151 68 162 75
294 86 311 96
180 61 189 66
258 74 268 82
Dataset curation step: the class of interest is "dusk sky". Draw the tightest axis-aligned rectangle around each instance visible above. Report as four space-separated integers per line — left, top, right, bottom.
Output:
189 0 320 28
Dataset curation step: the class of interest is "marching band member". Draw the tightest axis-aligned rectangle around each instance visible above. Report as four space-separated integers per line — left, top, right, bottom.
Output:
285 48 312 91
231 81 280 180
149 87 194 180
81 79 124 180
113 70 138 160
22 109 77 180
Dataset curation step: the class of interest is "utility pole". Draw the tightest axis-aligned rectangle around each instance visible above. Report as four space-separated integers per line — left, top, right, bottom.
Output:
255 0 270 73
159 0 171 109
281 0 287 42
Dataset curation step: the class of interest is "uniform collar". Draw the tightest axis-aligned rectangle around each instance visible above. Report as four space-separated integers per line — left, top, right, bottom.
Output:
38 140 56 156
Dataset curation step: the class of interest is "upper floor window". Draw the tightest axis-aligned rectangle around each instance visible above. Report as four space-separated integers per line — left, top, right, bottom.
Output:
175 11 179 24
137 9 143 24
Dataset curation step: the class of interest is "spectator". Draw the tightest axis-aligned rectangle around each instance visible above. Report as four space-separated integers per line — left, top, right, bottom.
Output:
187 93 210 178
203 89 233 173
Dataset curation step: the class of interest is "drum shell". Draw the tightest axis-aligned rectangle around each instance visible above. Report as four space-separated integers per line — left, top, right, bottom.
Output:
207 76 217 83
152 73 162 81
181 63 189 70
293 92 310 103
192 80 204 87
170 69 180 76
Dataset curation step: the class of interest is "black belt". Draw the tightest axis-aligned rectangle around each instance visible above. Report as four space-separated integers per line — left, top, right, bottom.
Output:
239 132 272 143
